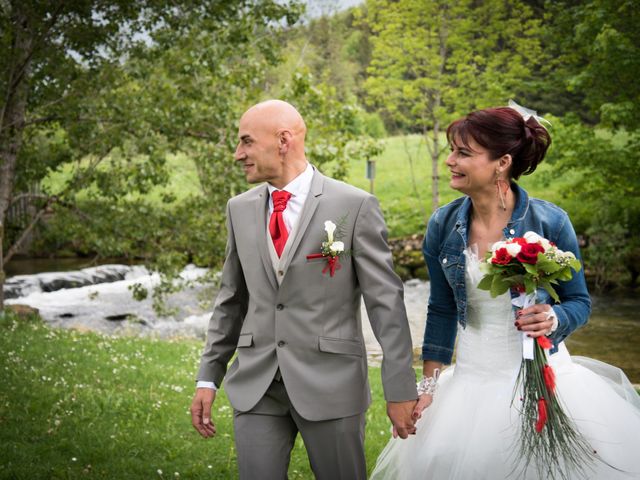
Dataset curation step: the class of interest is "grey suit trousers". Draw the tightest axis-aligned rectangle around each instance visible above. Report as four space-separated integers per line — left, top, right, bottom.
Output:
233 377 367 480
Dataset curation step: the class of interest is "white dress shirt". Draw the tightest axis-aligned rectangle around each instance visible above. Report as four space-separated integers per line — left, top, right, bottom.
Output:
197 163 313 390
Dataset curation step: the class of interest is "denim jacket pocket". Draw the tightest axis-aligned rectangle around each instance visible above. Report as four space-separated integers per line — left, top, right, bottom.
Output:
439 251 461 290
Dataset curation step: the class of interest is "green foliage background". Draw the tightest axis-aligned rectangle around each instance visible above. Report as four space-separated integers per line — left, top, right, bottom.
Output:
1 2 638 478
2 0 638 290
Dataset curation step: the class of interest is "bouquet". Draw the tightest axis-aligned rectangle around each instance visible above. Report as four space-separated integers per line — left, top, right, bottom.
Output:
478 231 595 479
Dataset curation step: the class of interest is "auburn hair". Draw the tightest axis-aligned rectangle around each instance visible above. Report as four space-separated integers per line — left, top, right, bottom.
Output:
446 107 551 179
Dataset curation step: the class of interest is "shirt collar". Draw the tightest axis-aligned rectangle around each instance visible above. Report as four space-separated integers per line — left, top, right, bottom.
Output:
267 162 313 197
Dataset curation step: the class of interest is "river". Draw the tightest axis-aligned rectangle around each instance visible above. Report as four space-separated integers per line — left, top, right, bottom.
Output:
4 259 639 384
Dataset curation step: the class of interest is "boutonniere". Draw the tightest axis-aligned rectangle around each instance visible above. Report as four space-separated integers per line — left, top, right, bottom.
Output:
306 217 349 277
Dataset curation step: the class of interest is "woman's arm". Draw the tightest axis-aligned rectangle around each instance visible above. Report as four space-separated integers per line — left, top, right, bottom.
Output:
547 213 592 342
421 213 459 364
516 213 591 342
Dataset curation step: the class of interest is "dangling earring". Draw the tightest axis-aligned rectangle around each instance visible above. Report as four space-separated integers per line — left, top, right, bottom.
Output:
496 171 508 211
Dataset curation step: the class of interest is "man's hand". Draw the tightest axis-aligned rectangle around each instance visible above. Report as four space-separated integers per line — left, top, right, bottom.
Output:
387 400 418 439
190 388 217 438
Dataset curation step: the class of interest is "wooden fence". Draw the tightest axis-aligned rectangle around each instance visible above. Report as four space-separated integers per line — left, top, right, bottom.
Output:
6 183 42 228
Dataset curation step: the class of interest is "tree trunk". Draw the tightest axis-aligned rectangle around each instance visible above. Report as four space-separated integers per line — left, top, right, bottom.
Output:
429 16 448 214
0 7 34 310
431 117 440 213
0 223 4 310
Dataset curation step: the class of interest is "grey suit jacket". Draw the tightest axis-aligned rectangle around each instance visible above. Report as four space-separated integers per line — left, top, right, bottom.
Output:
197 169 417 421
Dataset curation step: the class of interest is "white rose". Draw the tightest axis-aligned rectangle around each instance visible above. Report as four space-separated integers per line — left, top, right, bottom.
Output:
523 231 543 244
329 241 344 253
490 240 507 252
562 250 576 260
504 242 522 256
524 231 553 251
324 221 337 244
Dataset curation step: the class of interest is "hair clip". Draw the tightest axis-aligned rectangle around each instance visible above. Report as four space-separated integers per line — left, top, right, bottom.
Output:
508 99 551 128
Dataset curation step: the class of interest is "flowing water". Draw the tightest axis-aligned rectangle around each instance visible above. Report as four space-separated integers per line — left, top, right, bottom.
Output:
5 259 640 383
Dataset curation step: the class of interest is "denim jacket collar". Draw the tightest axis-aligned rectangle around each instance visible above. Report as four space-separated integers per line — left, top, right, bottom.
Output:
508 183 529 229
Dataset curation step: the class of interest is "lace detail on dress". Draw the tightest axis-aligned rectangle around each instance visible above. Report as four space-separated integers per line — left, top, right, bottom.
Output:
454 246 521 380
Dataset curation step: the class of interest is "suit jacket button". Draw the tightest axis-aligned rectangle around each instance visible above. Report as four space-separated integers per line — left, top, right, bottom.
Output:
276 304 284 310
277 341 286 347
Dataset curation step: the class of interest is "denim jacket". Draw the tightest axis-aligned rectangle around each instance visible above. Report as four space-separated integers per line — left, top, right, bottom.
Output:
421 183 591 364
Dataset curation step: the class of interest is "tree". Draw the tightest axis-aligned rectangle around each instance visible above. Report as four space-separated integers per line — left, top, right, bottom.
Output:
545 0 640 130
538 0 640 289
361 0 544 212
0 0 302 309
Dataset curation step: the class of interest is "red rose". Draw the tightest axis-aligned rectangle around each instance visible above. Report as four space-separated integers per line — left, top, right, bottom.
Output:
513 284 526 293
491 247 513 265
516 242 544 264
513 237 528 246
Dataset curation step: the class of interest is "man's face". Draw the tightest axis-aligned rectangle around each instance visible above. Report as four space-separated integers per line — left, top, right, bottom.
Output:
234 111 283 184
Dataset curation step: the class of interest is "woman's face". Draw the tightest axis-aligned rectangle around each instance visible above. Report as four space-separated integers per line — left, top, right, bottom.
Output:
445 135 498 196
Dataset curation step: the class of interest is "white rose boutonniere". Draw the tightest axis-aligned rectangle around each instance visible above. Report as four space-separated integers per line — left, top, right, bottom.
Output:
306 216 349 277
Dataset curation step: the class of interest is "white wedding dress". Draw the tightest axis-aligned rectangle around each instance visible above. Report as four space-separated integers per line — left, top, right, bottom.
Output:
371 248 640 480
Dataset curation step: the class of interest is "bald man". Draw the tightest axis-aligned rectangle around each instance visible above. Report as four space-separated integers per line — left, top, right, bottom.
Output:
191 100 418 479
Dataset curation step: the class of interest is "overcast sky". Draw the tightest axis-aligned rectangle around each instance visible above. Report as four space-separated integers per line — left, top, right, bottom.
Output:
302 0 364 18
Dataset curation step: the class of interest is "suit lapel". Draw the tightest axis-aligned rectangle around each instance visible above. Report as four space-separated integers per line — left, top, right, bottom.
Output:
281 170 324 274
254 184 278 291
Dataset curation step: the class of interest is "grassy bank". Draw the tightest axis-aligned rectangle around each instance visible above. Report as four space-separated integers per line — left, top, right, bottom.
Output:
0 312 392 479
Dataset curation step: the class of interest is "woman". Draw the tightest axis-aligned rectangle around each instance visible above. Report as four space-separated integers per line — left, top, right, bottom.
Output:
371 104 640 479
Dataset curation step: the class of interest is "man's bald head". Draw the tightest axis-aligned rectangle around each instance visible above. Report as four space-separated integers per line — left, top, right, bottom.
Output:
235 100 309 189
241 100 307 140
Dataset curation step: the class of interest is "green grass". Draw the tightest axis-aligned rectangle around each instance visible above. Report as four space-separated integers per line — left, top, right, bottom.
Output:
0 312 394 479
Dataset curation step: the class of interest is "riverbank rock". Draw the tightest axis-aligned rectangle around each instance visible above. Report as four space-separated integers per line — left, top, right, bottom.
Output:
4 265 149 299
6 304 41 321
389 234 428 280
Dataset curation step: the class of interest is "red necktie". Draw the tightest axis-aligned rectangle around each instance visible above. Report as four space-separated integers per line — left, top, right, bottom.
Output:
269 190 292 257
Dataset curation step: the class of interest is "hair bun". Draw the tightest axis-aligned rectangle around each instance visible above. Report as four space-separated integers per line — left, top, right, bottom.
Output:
446 107 551 180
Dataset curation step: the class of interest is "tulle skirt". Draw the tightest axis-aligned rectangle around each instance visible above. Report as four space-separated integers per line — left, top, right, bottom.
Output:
371 344 640 480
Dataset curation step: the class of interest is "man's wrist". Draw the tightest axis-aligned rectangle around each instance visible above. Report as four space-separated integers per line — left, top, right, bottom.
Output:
196 381 217 390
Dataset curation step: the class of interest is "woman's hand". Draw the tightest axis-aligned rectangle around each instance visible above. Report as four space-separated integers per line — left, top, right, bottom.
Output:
414 360 442 420
515 304 556 337
412 394 434 421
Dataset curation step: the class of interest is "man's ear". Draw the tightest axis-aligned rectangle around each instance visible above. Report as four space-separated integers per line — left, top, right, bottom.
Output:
278 129 293 155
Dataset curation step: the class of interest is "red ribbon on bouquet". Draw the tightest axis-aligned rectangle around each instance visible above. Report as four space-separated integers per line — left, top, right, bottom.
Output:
306 253 341 277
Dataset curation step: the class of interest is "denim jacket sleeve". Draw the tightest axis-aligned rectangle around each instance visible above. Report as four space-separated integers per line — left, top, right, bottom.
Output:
547 213 592 345
421 211 458 364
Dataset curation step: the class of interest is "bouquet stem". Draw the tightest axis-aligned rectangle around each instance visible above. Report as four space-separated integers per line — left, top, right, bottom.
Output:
511 340 595 480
